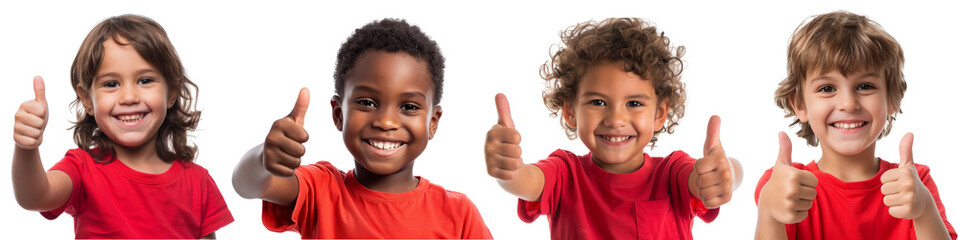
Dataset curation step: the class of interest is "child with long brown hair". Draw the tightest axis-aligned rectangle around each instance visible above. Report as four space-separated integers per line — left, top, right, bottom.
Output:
12 14 233 239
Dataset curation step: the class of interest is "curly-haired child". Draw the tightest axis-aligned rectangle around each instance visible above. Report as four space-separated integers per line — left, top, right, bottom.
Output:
11 14 233 239
484 17 743 239
755 11 956 240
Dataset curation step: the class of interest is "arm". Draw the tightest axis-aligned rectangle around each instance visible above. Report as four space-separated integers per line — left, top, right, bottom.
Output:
755 208 789 240
232 144 299 206
912 198 951 240
484 94 545 201
881 134 951 240
12 76 72 211
497 164 545 201
232 88 310 207
12 146 73 211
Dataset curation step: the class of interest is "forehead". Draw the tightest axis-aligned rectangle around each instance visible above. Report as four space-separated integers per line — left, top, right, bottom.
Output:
344 51 434 99
577 61 654 95
96 37 157 78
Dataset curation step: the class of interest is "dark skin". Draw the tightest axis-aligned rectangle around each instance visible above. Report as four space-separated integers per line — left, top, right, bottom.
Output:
233 50 441 205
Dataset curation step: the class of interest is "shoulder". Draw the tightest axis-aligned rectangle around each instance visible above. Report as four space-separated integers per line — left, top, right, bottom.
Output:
423 179 479 209
546 149 580 161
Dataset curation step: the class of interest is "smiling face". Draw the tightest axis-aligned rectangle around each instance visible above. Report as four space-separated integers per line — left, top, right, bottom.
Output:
562 61 668 173
794 70 894 156
79 37 173 149
333 50 441 176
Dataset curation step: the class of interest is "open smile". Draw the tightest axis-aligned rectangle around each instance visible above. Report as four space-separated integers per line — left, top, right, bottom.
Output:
112 112 149 127
597 134 635 146
363 138 407 157
829 120 868 133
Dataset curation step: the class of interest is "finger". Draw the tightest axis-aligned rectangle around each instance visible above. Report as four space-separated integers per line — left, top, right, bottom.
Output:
495 93 515 128
34 76 46 105
696 170 728 188
491 143 523 159
14 122 44 138
796 186 817 200
703 115 722 155
265 162 296 177
488 168 519 181
281 122 310 143
883 193 907 207
287 88 310 125
698 184 731 200
777 132 793 166
490 155 522 171
880 168 903 184
489 126 521 144
15 109 46 128
792 199 814 211
899 133 914 168
798 170 818 188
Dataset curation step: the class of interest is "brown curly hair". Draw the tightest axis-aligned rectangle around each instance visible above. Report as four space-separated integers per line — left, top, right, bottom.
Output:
541 18 686 147
70 14 201 163
775 11 905 146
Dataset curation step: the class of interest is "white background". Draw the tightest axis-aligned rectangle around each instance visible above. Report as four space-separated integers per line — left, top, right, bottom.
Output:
1 0 957 239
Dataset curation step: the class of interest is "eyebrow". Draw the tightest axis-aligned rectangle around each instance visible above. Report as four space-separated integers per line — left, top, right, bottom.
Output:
582 91 651 100
352 85 427 100
95 69 157 80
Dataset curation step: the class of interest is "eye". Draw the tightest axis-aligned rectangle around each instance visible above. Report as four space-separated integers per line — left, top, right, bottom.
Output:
356 99 376 109
857 83 876 90
626 101 644 107
816 85 835 93
400 103 421 111
588 99 605 106
137 77 155 85
103 81 119 88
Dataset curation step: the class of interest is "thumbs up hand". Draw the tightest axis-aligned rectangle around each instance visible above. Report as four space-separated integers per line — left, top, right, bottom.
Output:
263 88 310 177
692 115 736 208
759 132 818 224
485 93 523 181
14 76 49 150
880 133 935 219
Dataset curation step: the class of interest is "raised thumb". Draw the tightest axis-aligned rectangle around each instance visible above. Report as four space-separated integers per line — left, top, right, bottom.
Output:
776 131 793 166
34 76 47 105
899 132 914 168
287 87 310 125
495 93 515 128
703 115 722 155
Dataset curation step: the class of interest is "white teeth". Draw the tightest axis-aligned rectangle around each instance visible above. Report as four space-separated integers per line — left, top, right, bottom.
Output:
833 122 865 129
368 140 403 150
602 136 630 143
117 113 145 122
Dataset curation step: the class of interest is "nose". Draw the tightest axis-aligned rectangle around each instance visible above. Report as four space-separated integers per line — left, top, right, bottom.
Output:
372 107 400 131
837 89 861 112
602 105 628 128
119 83 140 105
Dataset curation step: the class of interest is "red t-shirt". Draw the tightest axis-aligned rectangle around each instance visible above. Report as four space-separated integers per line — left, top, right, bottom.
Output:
754 159 957 240
519 149 718 240
41 148 234 239
262 161 492 239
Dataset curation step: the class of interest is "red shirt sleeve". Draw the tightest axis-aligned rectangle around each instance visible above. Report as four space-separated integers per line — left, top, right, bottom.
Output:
916 164 957 240
198 168 234 237
40 149 86 220
262 162 336 234
518 149 570 223
666 151 719 223
459 195 493 239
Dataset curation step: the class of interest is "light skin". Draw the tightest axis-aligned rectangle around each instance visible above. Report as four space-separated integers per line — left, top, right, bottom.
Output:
485 61 742 208
756 70 950 240
232 50 442 207
11 37 215 238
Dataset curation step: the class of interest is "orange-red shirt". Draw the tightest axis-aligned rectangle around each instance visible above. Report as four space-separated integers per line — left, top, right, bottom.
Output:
263 161 492 239
755 159 957 240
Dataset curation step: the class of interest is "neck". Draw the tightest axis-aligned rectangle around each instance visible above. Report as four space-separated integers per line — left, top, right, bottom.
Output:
353 162 419 193
817 142 878 182
114 136 170 174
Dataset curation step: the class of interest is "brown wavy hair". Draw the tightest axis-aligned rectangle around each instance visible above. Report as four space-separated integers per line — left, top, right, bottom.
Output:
541 18 686 147
775 11 905 146
70 14 200 163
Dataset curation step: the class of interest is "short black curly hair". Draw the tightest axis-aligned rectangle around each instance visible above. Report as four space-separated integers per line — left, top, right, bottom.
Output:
335 18 445 104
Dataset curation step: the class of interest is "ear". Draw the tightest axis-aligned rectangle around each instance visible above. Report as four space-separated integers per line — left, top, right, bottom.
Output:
167 88 177 109
561 101 577 129
654 99 669 131
427 105 442 140
330 95 343 131
790 94 808 123
76 84 94 116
